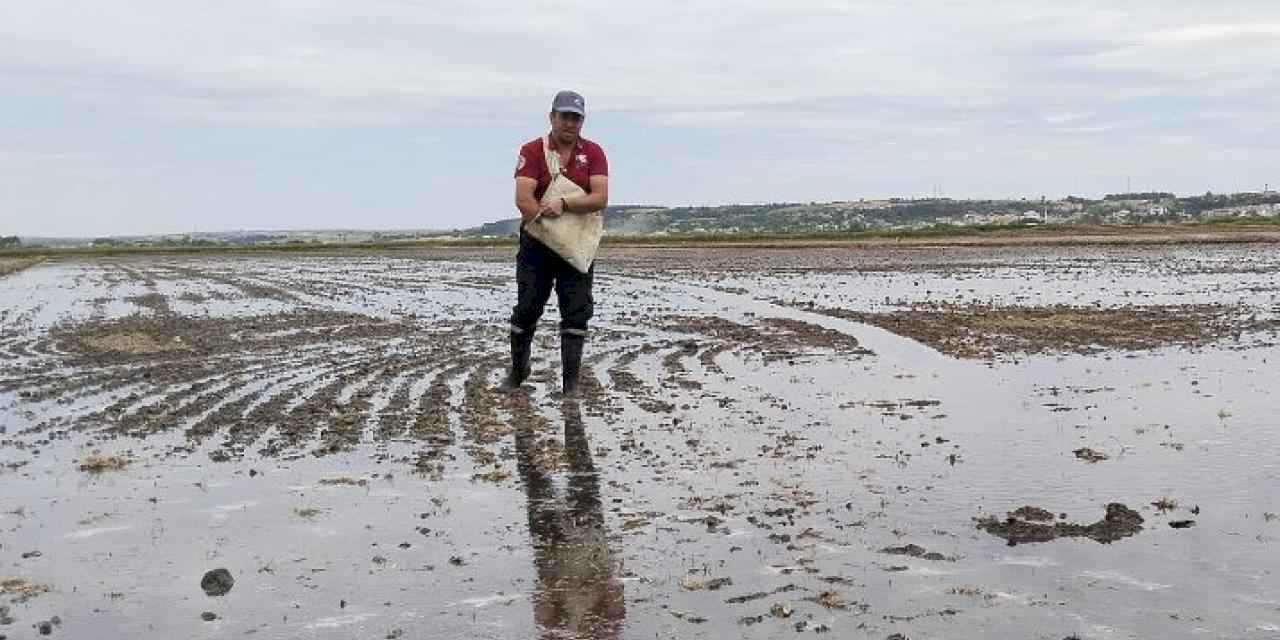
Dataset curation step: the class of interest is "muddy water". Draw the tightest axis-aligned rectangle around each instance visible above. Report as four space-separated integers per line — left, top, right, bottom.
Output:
1 246 1279 639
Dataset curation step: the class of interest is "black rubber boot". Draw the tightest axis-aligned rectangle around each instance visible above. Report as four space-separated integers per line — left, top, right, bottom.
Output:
560 333 585 396
501 331 533 391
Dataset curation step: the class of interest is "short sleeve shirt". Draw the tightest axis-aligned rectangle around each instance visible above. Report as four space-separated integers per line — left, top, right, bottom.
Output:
514 137 608 201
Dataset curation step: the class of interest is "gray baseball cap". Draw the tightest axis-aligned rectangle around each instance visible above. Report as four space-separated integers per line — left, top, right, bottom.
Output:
551 90 586 116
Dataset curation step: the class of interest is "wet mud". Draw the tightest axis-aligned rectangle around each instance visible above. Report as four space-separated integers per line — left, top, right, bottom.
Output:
815 303 1280 360
2 245 1279 639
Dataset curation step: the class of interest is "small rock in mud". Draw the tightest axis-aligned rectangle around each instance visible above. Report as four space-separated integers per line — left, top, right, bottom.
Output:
20 551 42 560
200 568 235 596
769 602 793 618
36 620 52 635
1072 447 1109 463
1169 520 1196 529
977 503 1144 545
200 612 217 621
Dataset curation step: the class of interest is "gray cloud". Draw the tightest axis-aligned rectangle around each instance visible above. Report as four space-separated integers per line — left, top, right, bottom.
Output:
2 1 1278 236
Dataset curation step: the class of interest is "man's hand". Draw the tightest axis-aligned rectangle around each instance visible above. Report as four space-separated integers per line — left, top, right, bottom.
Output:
540 197 566 218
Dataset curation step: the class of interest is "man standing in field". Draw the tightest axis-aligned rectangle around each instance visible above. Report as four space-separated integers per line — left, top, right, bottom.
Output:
504 90 610 395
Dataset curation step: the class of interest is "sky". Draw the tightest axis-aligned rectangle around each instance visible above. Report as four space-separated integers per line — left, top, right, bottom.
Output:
2 1 1279 237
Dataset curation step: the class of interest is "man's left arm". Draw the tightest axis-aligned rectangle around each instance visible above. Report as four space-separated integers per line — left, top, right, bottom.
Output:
565 176 608 213
563 144 609 213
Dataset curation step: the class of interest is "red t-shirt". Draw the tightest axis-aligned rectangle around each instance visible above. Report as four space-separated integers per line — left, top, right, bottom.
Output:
514 136 608 201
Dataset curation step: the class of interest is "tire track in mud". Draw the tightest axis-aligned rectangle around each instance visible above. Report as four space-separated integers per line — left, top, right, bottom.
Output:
159 262 301 303
68 342 358 439
4 261 888 484
605 343 674 414
407 363 471 479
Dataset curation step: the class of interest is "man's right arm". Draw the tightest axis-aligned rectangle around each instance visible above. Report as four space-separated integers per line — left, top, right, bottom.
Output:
513 144 547 226
514 177 543 226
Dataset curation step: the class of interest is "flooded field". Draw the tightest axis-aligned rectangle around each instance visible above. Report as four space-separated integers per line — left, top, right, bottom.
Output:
2 243 1279 639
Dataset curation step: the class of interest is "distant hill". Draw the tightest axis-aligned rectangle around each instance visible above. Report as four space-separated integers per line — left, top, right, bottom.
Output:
463 191 1280 237
466 200 1040 237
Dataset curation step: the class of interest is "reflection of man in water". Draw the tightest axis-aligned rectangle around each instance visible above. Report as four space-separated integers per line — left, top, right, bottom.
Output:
514 401 625 638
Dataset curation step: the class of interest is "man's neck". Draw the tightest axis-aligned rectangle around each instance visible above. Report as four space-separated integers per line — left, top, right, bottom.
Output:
548 134 577 152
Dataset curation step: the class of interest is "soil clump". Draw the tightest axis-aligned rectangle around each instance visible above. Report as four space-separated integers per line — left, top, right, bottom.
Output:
815 303 1278 359
976 503 1144 545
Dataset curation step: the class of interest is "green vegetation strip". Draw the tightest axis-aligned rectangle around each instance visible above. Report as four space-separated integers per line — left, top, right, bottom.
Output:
0 256 46 277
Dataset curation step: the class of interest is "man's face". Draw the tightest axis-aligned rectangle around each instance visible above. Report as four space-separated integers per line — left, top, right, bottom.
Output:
550 111 584 145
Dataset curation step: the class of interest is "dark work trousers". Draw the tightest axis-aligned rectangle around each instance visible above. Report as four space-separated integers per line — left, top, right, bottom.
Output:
509 230 594 339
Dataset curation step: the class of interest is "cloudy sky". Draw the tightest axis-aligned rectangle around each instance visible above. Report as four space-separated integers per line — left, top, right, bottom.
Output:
3 1 1279 237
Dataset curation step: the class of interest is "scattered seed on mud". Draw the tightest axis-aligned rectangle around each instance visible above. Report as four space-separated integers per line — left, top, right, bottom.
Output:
815 591 847 609
0 577 49 602
78 453 131 473
679 576 733 591
879 544 955 561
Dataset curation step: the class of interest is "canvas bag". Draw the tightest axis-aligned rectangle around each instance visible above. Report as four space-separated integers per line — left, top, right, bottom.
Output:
522 136 604 273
